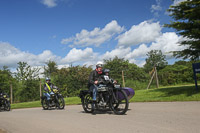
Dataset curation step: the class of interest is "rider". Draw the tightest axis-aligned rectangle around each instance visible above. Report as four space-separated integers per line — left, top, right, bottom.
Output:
88 61 103 102
0 88 3 100
102 69 117 85
43 78 55 104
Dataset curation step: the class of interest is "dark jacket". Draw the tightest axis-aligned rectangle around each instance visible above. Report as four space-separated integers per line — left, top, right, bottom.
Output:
43 83 54 93
88 70 103 87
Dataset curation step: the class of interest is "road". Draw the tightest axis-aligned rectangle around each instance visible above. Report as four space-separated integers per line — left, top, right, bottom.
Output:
0 102 200 133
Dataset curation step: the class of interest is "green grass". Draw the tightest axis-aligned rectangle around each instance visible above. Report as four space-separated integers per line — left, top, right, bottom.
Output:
11 97 81 109
130 84 200 102
11 84 200 109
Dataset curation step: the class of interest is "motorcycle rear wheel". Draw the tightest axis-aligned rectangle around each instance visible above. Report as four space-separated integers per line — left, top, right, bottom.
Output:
4 100 10 111
110 90 129 115
81 93 94 113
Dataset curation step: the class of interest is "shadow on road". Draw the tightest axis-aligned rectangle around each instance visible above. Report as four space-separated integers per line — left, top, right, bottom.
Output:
80 108 130 115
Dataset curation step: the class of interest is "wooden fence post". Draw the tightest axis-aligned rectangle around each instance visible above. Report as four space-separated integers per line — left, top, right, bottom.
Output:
39 79 42 101
146 69 156 90
155 67 159 88
122 70 125 87
10 84 13 104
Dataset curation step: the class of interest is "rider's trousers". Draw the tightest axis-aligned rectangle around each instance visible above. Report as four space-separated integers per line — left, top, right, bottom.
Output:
43 92 54 100
90 85 98 101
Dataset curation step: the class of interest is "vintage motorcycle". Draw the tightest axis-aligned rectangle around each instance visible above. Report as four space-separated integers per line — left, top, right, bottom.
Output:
79 80 129 115
41 86 65 110
0 93 11 111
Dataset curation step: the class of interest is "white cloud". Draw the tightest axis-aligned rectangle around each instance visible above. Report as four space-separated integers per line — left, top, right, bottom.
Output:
123 32 186 65
125 44 149 59
117 21 162 47
61 20 124 47
151 0 162 17
41 0 57 8
149 32 186 58
0 31 187 69
57 64 70 69
102 47 131 60
172 0 187 6
151 0 162 12
61 47 98 63
0 42 60 68
0 42 100 69
0 42 99 69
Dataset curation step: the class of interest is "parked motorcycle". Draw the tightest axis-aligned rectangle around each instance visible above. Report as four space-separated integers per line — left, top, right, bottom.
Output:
41 87 65 110
0 93 11 111
79 81 129 115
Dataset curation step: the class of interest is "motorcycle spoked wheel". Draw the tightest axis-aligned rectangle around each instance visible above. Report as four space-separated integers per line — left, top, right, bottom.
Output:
4 100 10 111
110 90 129 115
41 98 49 110
57 95 65 109
81 93 94 113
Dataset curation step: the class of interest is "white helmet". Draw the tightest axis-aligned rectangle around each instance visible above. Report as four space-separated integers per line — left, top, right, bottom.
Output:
96 61 103 68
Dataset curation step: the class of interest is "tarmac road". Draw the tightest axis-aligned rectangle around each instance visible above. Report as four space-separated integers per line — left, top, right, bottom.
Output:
0 102 200 133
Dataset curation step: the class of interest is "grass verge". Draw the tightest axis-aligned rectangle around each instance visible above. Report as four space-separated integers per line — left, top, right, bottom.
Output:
11 97 82 109
11 84 200 109
130 84 200 102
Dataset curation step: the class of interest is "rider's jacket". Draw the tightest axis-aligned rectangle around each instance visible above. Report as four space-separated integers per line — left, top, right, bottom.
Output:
43 83 54 93
88 69 103 87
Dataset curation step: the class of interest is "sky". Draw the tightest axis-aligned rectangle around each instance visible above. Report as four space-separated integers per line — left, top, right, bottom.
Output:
0 0 187 69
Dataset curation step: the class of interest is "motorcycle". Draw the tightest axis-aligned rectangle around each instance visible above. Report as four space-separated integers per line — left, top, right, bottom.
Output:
0 93 11 111
41 86 65 110
79 80 129 115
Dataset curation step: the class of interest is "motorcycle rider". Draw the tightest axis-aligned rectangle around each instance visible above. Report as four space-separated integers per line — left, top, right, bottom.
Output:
43 78 55 105
0 88 3 101
88 61 104 102
102 69 117 85
0 88 4 99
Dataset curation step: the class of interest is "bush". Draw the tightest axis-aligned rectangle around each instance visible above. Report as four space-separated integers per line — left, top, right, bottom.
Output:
125 80 157 90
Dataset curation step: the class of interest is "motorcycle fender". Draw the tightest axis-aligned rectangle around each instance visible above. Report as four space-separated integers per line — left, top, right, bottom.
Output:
41 96 46 100
79 90 90 98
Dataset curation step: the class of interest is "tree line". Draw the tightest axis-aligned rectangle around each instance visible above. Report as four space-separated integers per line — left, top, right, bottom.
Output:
0 52 197 102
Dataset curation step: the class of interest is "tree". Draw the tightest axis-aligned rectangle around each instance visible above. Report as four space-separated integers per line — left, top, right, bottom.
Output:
15 62 40 102
43 60 58 78
53 65 92 97
103 57 129 82
104 57 148 83
0 67 13 94
144 50 168 72
158 61 194 85
165 0 200 60
15 62 40 81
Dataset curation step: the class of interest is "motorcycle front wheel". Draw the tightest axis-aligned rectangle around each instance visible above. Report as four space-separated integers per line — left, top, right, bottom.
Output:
57 95 65 109
81 93 94 113
110 90 129 115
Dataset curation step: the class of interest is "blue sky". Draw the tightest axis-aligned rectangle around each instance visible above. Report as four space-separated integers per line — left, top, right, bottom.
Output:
0 0 186 69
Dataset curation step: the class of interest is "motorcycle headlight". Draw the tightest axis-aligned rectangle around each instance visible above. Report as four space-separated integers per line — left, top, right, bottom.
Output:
53 89 58 93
